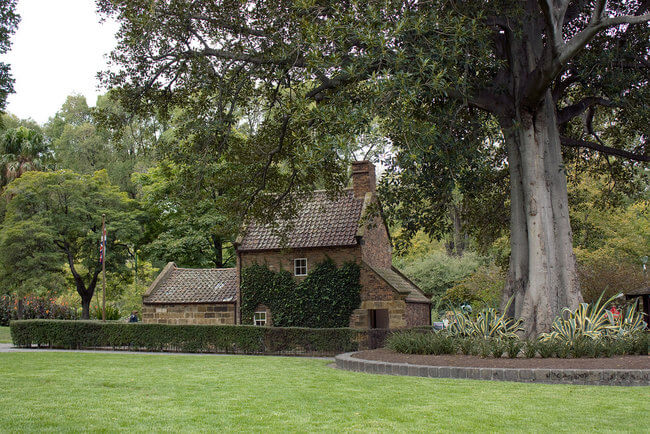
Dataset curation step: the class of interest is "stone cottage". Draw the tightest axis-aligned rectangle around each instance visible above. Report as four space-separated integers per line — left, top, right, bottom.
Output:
142 161 431 328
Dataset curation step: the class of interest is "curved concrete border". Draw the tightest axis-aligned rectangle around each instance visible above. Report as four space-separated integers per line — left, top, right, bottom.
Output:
335 352 650 386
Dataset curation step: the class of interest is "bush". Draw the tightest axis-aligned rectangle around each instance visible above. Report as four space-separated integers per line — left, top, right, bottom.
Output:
577 256 647 305
386 330 457 355
506 338 523 358
443 265 505 311
9 320 362 356
90 303 121 321
0 295 77 326
393 250 484 298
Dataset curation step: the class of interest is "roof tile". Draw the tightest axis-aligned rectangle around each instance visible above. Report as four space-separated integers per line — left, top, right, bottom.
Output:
144 267 237 304
238 189 364 251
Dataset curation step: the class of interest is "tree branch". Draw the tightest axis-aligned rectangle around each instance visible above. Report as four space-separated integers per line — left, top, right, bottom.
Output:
525 6 650 105
560 136 649 162
557 96 615 125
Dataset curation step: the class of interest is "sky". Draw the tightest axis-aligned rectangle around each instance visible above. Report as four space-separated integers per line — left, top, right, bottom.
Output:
3 0 118 124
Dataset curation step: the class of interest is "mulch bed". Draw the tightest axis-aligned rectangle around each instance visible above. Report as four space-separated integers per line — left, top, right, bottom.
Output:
352 348 650 370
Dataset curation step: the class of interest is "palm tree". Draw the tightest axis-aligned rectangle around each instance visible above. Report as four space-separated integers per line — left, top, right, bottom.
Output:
0 126 51 188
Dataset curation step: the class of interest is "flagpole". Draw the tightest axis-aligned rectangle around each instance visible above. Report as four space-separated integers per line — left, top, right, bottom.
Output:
102 213 106 322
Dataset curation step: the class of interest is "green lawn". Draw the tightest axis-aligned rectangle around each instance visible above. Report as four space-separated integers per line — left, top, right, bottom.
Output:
0 352 647 432
0 327 10 343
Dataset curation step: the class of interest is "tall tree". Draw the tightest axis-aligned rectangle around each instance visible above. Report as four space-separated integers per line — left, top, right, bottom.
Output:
0 125 51 188
98 1 649 335
0 0 18 113
0 170 141 318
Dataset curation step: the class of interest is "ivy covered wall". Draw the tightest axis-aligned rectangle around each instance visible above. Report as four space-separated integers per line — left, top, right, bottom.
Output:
240 259 361 328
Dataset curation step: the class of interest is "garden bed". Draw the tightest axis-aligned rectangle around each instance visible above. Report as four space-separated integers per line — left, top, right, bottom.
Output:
352 348 650 369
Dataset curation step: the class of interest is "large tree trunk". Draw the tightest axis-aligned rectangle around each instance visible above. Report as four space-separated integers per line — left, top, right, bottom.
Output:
501 92 582 337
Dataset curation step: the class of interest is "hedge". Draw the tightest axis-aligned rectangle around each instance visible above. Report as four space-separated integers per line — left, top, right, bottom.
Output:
9 320 364 356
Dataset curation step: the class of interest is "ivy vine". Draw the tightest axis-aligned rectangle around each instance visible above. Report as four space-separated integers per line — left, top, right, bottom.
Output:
240 259 361 328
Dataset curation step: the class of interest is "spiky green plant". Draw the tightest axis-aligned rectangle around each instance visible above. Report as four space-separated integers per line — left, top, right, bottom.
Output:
605 299 647 337
448 296 523 339
540 292 646 345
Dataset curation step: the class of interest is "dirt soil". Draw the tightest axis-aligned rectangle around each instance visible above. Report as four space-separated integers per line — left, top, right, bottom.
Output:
352 348 650 370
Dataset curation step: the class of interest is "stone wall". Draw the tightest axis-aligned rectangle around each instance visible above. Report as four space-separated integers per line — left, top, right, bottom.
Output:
349 299 407 329
142 303 236 325
405 302 431 327
239 246 360 279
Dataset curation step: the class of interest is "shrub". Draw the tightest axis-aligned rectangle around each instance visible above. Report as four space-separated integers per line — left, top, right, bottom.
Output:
0 295 77 325
386 330 457 355
393 250 483 298
9 320 361 356
490 338 507 358
577 256 647 305
506 338 523 358
540 293 647 346
90 303 121 321
447 297 523 339
523 340 537 358
443 265 505 311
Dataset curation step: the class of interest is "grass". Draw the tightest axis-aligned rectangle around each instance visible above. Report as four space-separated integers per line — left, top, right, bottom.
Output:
0 327 10 343
0 352 648 432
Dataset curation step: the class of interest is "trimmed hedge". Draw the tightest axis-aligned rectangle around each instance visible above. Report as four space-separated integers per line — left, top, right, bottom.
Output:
9 320 363 356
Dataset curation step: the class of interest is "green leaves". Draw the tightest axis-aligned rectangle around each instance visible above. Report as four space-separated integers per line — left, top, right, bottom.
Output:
240 260 361 328
447 296 524 339
0 170 142 303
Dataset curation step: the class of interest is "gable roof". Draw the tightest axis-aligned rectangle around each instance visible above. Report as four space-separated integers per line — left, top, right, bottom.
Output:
143 262 237 304
367 264 431 304
237 189 365 251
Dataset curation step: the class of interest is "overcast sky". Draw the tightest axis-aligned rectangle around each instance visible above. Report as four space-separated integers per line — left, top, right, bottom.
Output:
3 0 118 124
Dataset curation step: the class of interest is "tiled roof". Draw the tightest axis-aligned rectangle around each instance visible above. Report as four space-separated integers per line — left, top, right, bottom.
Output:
237 189 365 251
625 286 650 296
144 264 237 304
368 264 431 303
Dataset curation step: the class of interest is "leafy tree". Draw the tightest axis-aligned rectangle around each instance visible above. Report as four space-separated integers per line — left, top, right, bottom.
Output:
0 0 18 112
0 170 141 318
97 1 649 335
134 162 236 268
0 126 51 188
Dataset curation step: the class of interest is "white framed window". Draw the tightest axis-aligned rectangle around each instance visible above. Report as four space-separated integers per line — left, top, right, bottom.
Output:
294 258 308 276
254 311 267 326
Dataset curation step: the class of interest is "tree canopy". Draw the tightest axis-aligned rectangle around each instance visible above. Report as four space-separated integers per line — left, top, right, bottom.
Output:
0 170 141 318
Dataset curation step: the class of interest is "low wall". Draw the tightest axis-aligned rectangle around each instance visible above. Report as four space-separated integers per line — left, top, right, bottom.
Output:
335 352 650 386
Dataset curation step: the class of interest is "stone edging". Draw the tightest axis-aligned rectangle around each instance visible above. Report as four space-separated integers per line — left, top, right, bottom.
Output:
334 352 650 386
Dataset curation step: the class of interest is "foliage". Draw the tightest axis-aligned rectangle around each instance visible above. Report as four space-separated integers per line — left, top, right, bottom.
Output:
386 330 456 355
44 94 159 198
0 295 76 326
443 265 504 311
0 170 142 318
393 250 484 298
134 162 236 268
577 255 647 304
9 320 361 356
0 126 52 188
0 0 18 111
90 303 121 321
540 293 647 345
447 298 524 339
240 260 361 328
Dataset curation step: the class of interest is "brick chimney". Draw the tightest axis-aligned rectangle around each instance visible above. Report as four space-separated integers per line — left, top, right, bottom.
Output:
351 160 376 198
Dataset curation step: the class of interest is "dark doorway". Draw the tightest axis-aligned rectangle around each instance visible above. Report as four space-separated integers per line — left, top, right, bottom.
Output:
369 309 389 329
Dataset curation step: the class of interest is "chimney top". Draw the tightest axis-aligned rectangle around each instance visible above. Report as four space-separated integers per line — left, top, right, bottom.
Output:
351 160 376 198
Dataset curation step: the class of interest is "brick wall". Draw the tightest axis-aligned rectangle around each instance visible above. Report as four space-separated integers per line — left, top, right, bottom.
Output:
142 303 236 325
239 246 361 277
359 209 393 269
405 302 431 327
